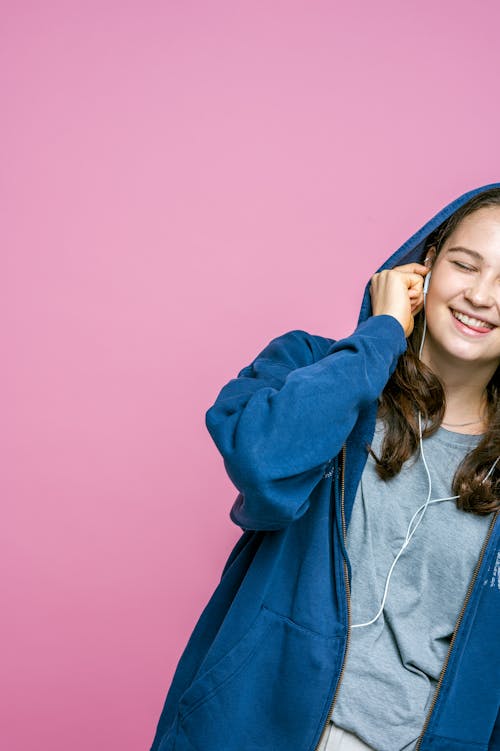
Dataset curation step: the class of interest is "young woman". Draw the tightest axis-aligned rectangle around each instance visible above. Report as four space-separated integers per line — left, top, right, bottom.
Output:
150 184 500 751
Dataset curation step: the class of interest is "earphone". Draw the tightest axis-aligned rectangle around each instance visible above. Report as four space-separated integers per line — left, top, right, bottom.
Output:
423 269 432 296
352 263 498 629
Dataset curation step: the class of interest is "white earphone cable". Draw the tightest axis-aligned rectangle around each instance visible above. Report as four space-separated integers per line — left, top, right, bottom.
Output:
352 413 459 629
352 270 497 629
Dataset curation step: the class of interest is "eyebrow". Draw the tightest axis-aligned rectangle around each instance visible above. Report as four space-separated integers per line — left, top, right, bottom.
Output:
445 246 484 261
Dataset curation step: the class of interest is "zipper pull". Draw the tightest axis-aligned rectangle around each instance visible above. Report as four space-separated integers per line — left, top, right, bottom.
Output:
323 458 336 479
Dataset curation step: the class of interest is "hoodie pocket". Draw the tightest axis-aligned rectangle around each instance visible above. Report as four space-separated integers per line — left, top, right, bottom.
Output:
175 605 343 751
177 605 275 721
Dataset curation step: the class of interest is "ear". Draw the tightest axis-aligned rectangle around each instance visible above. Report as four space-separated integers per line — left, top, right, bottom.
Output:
424 245 437 268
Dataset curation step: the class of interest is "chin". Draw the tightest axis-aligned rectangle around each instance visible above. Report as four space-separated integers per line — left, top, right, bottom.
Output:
424 332 494 366
446 345 498 367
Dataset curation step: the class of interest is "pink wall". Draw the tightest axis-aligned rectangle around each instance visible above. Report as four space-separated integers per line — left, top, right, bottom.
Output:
2 1 499 748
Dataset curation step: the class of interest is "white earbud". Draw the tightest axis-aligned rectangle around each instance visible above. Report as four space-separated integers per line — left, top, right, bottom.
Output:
423 270 432 296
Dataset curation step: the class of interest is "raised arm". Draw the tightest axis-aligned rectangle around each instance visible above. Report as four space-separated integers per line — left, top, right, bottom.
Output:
205 315 407 531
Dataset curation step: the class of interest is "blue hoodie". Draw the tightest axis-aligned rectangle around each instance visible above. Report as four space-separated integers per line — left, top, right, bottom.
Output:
150 184 500 751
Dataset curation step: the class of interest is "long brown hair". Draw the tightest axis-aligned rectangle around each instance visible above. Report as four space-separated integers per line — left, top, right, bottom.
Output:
370 188 500 515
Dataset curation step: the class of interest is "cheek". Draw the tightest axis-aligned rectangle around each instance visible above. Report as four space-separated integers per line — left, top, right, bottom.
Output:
426 276 463 314
430 273 456 297
424 295 447 324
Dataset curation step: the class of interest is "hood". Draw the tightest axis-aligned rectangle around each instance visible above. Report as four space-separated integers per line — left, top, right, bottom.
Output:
357 182 500 325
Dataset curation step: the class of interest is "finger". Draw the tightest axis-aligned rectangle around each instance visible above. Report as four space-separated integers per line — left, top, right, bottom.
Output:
412 301 425 316
403 272 427 290
392 263 430 274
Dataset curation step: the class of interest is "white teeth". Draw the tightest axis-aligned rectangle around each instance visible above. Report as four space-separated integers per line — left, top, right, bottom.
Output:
452 310 495 329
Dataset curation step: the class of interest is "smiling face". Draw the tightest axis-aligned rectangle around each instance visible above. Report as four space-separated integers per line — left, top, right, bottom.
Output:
422 206 500 377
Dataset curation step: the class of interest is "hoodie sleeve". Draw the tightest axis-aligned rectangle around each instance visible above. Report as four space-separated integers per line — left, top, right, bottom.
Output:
205 314 407 531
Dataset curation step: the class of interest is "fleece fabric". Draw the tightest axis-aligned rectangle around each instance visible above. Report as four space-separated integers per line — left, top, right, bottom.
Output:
149 183 500 751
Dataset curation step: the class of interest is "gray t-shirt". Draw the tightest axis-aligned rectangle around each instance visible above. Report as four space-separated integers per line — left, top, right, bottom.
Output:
330 419 494 751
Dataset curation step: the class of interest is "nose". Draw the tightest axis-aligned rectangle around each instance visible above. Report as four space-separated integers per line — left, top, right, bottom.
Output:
463 276 496 308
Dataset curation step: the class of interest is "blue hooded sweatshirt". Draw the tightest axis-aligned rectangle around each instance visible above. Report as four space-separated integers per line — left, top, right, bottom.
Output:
150 184 500 751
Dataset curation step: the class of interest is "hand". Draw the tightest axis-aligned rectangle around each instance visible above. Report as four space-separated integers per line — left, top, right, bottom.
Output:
369 263 430 337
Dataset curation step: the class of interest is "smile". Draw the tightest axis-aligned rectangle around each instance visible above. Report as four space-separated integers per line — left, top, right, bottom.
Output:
450 308 497 334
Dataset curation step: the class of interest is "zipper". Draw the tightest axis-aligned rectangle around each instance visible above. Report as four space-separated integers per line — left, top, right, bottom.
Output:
314 444 351 751
414 509 498 750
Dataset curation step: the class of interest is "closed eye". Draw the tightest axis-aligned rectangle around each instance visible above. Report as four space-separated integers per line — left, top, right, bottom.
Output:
452 260 476 271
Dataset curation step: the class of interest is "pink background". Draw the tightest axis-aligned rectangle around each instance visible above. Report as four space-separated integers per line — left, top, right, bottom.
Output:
3 2 500 749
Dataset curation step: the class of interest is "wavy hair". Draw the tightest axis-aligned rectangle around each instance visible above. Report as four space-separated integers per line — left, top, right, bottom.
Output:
370 187 500 515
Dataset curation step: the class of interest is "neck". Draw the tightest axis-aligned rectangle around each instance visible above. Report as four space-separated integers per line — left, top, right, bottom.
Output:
441 390 487 434
420 345 494 434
